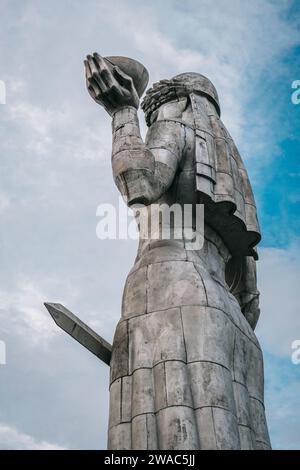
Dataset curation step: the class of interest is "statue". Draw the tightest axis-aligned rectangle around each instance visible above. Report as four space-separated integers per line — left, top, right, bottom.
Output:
83 53 271 450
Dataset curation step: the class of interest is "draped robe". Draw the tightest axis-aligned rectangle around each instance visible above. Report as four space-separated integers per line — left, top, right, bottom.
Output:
107 85 271 450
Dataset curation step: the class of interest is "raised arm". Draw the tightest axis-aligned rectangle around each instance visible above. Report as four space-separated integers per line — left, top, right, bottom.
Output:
84 53 182 206
111 108 183 205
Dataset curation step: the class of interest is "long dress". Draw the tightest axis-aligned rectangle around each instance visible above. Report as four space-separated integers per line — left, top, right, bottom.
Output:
107 86 271 450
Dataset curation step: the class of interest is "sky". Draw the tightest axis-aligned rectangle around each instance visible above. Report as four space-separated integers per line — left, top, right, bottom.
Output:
0 0 299 450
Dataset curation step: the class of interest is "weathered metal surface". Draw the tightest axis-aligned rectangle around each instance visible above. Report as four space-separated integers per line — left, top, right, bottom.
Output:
44 303 112 365
82 54 271 450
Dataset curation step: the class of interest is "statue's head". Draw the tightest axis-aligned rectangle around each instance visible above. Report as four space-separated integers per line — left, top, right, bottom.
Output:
141 72 220 126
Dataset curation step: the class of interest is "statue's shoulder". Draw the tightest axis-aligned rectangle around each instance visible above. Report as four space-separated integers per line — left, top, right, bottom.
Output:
148 97 195 130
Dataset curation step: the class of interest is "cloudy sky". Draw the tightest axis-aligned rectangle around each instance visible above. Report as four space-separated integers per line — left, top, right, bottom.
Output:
0 0 299 450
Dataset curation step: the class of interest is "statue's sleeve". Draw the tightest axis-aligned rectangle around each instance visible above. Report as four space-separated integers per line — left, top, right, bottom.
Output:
240 257 261 330
111 107 183 206
226 255 260 330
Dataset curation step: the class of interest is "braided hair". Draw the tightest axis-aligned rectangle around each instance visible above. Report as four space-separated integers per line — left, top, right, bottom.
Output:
141 73 220 126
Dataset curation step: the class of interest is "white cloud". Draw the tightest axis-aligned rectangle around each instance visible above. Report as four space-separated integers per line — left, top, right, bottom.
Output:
3 1 298 170
8 102 67 136
0 279 59 344
0 0 299 451
0 192 10 214
0 423 67 450
6 101 67 155
263 355 300 449
8 78 26 95
0 275 115 349
256 241 300 357
103 0 299 146
5 98 110 160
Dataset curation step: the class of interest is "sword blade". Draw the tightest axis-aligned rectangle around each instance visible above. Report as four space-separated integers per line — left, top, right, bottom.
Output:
44 302 112 365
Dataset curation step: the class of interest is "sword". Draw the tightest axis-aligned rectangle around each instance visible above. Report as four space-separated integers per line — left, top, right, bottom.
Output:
44 302 112 366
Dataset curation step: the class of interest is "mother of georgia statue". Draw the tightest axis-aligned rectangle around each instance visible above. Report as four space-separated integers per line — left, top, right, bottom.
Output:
84 53 271 450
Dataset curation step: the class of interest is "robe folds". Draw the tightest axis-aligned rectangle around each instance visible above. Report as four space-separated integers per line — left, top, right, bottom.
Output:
108 91 270 450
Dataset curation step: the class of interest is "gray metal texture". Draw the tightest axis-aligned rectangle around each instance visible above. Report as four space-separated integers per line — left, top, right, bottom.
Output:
84 54 271 450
